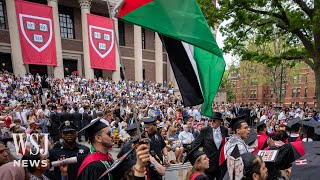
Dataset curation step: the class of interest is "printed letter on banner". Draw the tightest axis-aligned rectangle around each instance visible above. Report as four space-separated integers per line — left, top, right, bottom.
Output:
15 1 57 66
87 14 116 70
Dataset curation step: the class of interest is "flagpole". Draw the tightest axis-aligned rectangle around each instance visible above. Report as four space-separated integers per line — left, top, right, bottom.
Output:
104 0 142 139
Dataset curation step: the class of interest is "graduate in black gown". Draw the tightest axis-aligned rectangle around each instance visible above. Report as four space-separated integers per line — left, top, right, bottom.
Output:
76 118 151 180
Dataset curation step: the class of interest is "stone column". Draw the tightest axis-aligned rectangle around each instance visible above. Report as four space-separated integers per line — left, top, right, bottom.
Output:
112 18 121 82
155 33 163 83
79 0 94 80
5 0 26 76
48 0 64 79
134 25 143 82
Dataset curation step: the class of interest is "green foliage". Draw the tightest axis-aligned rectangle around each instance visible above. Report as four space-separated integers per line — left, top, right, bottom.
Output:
199 0 319 70
220 70 236 101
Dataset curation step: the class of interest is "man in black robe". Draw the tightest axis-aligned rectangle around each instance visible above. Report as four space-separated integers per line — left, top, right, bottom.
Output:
77 118 115 180
77 118 152 180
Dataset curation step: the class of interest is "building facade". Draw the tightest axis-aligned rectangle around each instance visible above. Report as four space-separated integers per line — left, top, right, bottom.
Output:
0 0 176 83
229 62 317 108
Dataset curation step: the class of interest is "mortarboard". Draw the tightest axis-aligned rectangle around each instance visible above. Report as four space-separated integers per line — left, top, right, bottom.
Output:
143 117 157 124
302 141 320 155
229 115 247 131
286 117 301 128
245 129 257 146
290 153 320 180
183 143 204 166
299 118 320 128
78 117 109 138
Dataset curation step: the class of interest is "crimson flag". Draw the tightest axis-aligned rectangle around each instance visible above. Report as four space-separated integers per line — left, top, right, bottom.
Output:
87 14 116 70
15 0 57 66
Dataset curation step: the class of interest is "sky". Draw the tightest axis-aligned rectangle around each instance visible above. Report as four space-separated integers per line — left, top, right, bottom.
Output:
215 21 238 69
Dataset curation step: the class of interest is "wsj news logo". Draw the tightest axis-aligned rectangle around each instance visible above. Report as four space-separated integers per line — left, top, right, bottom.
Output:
12 133 50 167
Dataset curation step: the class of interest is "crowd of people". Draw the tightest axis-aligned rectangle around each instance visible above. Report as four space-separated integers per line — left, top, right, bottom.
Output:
0 70 319 180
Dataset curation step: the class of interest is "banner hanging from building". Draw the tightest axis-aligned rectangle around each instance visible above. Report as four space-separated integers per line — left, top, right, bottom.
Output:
87 14 116 70
15 0 57 66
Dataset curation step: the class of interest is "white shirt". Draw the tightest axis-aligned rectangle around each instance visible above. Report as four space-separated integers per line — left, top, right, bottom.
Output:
213 127 222 148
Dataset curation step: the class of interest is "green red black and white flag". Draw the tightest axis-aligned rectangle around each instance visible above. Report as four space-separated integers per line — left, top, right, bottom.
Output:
117 0 225 117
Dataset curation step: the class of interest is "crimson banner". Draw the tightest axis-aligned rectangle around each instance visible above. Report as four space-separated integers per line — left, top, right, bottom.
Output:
87 14 116 70
15 0 57 66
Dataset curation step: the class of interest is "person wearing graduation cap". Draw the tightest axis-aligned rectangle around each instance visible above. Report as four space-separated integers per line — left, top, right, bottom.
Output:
253 121 274 154
77 118 151 180
285 117 302 143
185 144 210 180
117 123 139 158
223 115 250 158
49 120 89 180
143 117 168 180
192 112 229 180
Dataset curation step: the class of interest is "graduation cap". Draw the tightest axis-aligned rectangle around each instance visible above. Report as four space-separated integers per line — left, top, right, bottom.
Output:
266 141 305 170
286 117 301 128
290 153 320 180
183 143 204 166
302 141 320 155
244 129 257 146
299 118 320 128
78 117 109 140
229 115 247 131
99 148 135 179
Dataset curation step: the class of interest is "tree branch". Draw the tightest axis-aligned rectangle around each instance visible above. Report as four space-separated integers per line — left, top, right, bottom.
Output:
293 0 313 18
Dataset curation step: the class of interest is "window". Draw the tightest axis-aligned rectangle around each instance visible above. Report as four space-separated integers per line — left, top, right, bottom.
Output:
306 74 309 83
59 6 74 39
143 69 145 80
305 88 308 97
292 89 296 98
142 28 146 49
118 20 125 46
249 90 257 99
296 88 300 97
298 75 302 82
0 0 5 29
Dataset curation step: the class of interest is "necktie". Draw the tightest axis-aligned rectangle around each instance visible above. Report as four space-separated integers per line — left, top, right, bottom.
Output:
214 129 222 148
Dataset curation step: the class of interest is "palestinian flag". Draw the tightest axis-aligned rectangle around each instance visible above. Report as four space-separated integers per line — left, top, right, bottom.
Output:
118 0 225 117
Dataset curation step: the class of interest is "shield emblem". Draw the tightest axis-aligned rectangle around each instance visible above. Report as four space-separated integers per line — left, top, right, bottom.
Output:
89 25 114 58
19 14 53 52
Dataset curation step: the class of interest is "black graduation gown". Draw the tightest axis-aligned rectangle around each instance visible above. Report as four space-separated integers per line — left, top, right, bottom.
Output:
77 161 111 180
77 161 145 180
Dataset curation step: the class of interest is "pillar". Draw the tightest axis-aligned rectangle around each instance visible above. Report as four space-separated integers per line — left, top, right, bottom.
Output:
5 0 26 76
112 18 121 82
155 33 163 83
134 25 143 82
79 0 94 80
48 0 64 78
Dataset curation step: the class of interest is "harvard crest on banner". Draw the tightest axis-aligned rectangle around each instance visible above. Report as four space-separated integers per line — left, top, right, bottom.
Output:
15 0 57 66
87 14 116 70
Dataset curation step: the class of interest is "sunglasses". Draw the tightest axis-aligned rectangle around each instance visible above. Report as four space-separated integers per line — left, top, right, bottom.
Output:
62 130 76 135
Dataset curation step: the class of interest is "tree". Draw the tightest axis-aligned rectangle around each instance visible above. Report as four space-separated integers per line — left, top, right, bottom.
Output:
199 0 320 110
220 69 236 102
